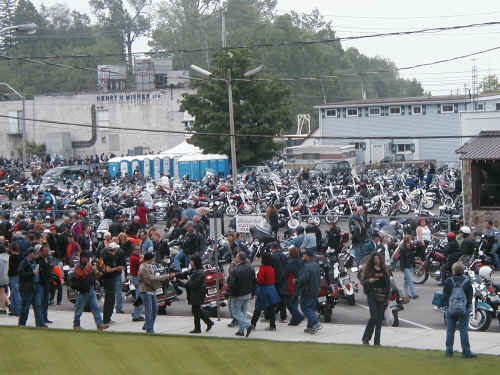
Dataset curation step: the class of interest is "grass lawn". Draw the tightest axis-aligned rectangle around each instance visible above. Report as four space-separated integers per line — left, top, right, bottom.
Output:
1 326 498 375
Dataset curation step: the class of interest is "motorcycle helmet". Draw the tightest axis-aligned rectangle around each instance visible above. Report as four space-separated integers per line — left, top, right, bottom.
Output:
478 265 493 281
447 232 456 240
460 226 471 235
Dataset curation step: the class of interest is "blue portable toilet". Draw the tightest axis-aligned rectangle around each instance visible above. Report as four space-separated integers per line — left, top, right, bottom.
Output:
107 156 121 177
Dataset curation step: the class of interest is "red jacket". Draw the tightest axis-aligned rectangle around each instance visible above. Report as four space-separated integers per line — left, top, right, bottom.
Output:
136 205 150 226
129 255 141 276
257 265 275 285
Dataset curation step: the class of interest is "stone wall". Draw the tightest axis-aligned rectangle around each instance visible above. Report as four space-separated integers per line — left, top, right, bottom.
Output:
462 159 500 229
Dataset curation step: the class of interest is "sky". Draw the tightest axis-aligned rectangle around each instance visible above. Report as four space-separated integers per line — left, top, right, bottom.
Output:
32 0 500 96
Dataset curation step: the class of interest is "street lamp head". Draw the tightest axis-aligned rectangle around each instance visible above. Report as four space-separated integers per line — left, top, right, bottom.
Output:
243 65 264 78
15 23 37 34
190 64 213 77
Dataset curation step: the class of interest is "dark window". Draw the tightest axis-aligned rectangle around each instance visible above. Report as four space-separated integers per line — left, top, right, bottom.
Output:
155 74 168 89
472 160 500 209
326 109 337 117
496 103 500 111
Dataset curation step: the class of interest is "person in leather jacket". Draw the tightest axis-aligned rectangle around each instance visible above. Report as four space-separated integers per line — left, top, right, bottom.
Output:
459 227 475 257
442 232 461 282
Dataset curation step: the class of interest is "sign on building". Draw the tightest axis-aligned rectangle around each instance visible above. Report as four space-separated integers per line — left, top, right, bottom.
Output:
235 215 266 234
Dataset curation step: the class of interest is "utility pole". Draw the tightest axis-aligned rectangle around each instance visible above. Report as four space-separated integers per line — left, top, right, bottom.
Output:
227 68 237 184
221 10 226 48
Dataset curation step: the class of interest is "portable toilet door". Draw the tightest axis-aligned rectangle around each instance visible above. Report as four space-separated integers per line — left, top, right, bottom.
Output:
153 158 161 180
178 160 188 179
200 159 210 179
108 162 120 177
192 160 201 181
131 159 143 177
120 160 129 177
143 158 151 179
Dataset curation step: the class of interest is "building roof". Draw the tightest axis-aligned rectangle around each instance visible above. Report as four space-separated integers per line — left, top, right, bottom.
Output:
314 93 500 109
456 131 500 160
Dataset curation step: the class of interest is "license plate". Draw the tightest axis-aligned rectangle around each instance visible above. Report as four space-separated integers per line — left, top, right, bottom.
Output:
207 287 217 296
318 296 326 303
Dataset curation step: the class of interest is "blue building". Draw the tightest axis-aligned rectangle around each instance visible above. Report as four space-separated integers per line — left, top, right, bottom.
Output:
315 94 500 165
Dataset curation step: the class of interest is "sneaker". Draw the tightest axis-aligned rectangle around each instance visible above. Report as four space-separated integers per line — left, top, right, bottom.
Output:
190 329 201 334
0 309 7 315
411 295 419 300
304 327 314 334
132 317 145 322
227 320 238 328
288 317 305 326
45 320 53 324
98 324 110 331
312 323 323 334
235 331 245 337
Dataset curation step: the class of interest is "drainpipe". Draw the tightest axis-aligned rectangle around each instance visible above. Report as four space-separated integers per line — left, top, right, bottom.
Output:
72 104 97 149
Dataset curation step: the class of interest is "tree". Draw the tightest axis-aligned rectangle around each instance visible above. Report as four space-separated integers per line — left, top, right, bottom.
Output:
90 0 152 73
181 49 292 165
480 74 500 93
0 0 17 50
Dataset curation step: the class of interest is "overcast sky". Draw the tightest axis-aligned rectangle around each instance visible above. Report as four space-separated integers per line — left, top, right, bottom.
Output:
32 0 500 96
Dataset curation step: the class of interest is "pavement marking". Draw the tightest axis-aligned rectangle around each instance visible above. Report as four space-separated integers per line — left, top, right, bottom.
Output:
356 303 434 330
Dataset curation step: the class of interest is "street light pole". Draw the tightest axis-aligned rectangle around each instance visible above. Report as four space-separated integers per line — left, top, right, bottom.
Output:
0 83 25 167
226 68 237 184
190 63 264 184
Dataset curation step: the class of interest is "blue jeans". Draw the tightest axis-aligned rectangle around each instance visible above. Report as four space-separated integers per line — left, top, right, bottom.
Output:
352 244 361 266
114 274 123 312
9 276 22 316
19 287 43 327
141 292 158 333
34 284 46 325
131 276 143 319
73 288 103 328
230 296 250 333
285 295 304 324
40 284 50 322
363 297 386 345
403 268 416 298
446 309 472 356
174 250 190 271
491 242 500 267
300 296 319 328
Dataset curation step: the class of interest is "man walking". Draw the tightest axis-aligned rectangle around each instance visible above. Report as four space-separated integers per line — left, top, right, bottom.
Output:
72 252 108 330
101 244 124 325
37 244 52 325
227 252 256 337
296 249 322 334
18 248 45 327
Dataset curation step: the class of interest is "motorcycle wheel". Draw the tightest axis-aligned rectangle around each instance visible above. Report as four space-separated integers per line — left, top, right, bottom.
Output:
380 206 390 216
442 197 453 207
412 262 428 284
241 204 254 215
346 294 355 306
225 205 238 217
291 211 302 222
469 309 492 331
308 214 321 226
422 198 435 210
288 218 300 229
399 204 410 214
325 211 339 224
323 306 332 323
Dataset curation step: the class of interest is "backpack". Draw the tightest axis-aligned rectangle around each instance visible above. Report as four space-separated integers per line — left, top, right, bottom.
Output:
448 277 468 319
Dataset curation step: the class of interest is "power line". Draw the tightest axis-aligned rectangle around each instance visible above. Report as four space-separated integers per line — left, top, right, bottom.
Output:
1 114 499 140
4 20 500 61
284 10 500 20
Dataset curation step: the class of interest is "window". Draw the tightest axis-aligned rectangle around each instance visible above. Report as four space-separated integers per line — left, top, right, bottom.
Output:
397 144 412 152
412 105 422 114
389 106 401 115
474 103 485 111
347 108 358 117
441 104 454 113
369 107 381 116
472 160 500 209
326 109 337 117
101 136 107 144
496 103 500 111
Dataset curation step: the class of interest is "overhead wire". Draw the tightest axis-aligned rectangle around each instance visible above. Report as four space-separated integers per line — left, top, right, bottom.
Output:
1 114 499 140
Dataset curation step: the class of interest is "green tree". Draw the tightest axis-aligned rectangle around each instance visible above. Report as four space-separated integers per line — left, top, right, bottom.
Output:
0 0 18 50
181 49 292 165
480 74 500 93
90 0 152 73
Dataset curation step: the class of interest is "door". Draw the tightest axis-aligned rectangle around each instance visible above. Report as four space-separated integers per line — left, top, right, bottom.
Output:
372 144 385 163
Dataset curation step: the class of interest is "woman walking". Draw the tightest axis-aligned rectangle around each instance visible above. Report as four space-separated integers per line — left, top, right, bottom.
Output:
361 253 391 346
180 255 214 334
248 253 280 335
416 218 431 259
400 235 418 303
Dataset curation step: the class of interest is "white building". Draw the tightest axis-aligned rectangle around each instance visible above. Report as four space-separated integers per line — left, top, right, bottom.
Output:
0 87 194 160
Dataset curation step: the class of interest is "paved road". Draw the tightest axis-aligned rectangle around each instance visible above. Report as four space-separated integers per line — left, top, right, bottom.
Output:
49 270 500 333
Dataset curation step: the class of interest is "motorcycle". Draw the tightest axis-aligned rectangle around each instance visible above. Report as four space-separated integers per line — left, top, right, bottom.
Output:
412 239 447 284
